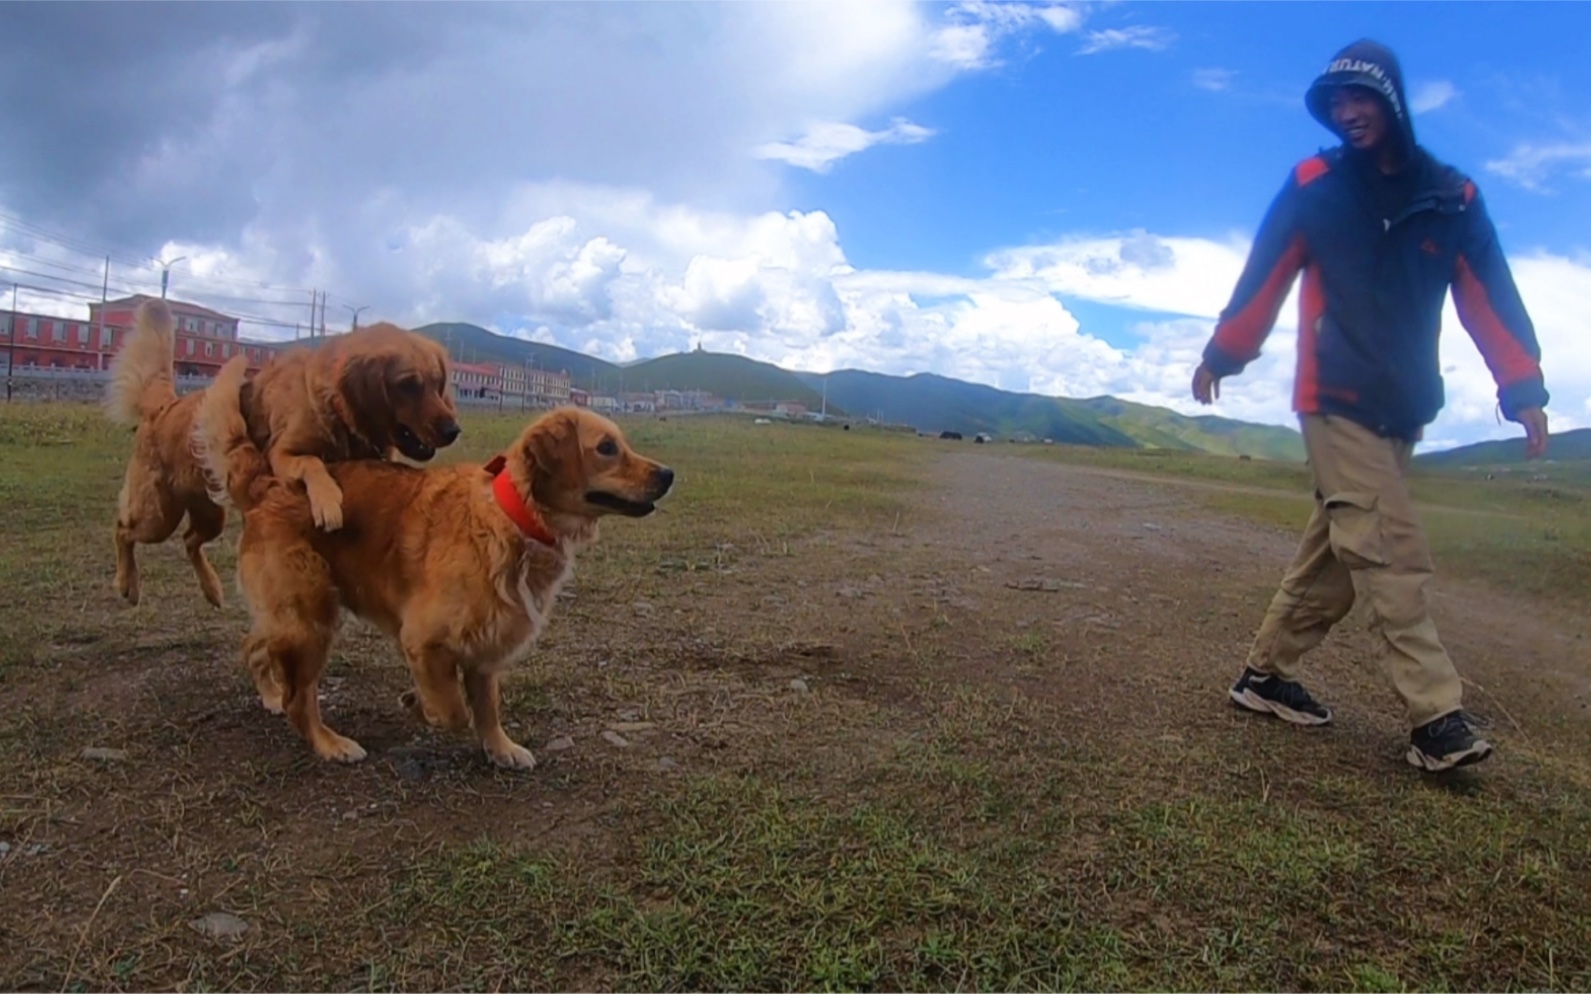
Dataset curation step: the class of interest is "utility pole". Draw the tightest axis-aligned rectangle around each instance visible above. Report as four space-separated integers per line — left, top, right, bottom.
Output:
342 304 369 332
5 283 18 402
97 256 109 370
158 256 187 299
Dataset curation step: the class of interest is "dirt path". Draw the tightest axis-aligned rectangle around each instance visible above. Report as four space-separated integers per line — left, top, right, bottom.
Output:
902 449 1591 758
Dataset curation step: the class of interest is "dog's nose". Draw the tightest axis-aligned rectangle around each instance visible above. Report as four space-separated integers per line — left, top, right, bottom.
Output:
439 421 462 445
654 466 675 492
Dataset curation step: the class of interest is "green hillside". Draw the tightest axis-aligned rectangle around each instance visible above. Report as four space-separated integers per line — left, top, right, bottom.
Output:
1416 427 1591 468
801 369 1138 448
621 351 832 411
415 322 619 389
794 369 1303 458
400 321 1302 459
1076 396 1305 461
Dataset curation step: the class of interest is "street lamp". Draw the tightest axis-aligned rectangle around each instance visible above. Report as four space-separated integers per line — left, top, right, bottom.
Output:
158 256 188 299
342 304 370 331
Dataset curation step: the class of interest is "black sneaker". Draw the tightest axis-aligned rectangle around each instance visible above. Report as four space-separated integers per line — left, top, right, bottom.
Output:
1407 711 1494 772
1229 666 1333 725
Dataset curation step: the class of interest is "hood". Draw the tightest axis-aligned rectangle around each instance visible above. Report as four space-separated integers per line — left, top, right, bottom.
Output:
1305 39 1416 158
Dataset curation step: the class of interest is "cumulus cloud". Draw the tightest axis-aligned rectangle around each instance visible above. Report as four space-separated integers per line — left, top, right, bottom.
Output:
753 118 936 173
1078 26 1175 55
1410 79 1459 114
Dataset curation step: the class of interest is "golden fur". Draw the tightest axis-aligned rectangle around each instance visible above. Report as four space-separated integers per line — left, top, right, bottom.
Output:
106 299 460 607
196 393 675 768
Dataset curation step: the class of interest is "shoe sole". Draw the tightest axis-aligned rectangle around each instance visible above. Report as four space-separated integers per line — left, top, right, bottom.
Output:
1229 687 1332 726
1406 740 1495 772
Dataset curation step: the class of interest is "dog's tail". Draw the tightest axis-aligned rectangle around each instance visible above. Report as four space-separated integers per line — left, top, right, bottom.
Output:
104 298 177 425
194 354 270 510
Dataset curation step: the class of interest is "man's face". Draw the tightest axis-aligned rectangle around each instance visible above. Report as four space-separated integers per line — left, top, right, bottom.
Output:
1329 85 1388 152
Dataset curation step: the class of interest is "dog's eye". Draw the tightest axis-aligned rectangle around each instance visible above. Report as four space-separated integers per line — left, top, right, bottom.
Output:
398 377 422 396
596 438 618 457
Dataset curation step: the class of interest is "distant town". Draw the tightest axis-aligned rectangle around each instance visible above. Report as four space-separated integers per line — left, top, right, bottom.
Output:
0 294 835 418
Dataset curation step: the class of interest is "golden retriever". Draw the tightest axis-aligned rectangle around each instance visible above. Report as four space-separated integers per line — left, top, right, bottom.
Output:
196 388 674 769
105 299 460 608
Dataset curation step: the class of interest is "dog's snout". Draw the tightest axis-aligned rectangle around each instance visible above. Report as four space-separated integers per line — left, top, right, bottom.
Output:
653 466 675 493
439 421 462 445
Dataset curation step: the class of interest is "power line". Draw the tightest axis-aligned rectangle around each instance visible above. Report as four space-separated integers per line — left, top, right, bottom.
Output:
0 210 317 296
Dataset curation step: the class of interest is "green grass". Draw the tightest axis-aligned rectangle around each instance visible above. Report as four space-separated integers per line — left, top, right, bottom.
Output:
3 401 1590 993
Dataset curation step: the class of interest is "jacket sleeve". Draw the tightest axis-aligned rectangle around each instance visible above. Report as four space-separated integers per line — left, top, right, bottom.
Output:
1202 167 1310 378
1451 180 1549 420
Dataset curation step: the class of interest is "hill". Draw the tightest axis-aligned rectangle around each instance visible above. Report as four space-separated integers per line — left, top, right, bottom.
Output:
793 368 1303 458
1416 427 1591 468
620 351 832 411
797 369 1139 448
401 321 1301 459
1075 396 1305 461
414 322 619 389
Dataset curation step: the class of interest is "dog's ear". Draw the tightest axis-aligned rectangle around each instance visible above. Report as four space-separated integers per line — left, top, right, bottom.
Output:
524 410 579 486
338 352 395 435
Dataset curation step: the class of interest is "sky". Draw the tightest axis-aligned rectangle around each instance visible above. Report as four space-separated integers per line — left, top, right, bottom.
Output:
2 1 1588 451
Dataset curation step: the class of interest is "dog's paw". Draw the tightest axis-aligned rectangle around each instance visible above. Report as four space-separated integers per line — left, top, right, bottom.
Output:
307 479 345 532
259 692 284 715
315 733 367 764
310 496 344 532
487 741 537 771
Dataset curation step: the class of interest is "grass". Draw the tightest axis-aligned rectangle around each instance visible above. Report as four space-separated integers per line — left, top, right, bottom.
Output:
2 401 1590 992
1011 440 1591 609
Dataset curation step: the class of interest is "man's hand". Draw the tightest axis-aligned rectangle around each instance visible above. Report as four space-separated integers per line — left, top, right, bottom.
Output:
1192 363 1221 405
1519 407 1549 459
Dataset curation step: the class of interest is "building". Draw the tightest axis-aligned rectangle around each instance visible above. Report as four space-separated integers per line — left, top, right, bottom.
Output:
451 362 501 402
526 366 571 407
500 364 527 404
3 294 282 374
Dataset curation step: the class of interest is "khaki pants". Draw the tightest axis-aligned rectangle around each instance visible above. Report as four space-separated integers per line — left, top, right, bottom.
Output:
1245 414 1463 728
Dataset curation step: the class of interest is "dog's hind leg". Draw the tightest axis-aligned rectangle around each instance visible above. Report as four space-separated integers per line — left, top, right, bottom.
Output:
183 500 227 609
464 667 535 771
244 540 361 762
398 640 471 733
112 477 181 607
275 627 364 763
240 632 283 714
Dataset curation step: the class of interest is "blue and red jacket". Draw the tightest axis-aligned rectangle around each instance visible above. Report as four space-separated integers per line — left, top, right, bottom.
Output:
1202 145 1549 441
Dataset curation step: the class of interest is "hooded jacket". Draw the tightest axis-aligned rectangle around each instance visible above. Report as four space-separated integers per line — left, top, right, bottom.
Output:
1202 39 1548 440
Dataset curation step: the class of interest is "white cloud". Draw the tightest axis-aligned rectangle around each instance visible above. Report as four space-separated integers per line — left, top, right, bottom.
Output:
1484 142 1591 193
1078 26 1175 56
985 231 1253 319
753 118 936 173
1410 79 1459 114
1193 68 1237 93
930 1 1085 69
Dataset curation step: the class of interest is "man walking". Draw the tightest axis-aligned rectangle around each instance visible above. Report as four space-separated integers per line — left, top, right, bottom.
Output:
1192 39 1550 771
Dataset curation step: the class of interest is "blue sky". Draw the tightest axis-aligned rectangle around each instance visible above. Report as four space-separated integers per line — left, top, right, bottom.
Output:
2 1 1587 450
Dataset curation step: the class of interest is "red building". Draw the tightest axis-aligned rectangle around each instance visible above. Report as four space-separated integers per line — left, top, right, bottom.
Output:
2 294 282 374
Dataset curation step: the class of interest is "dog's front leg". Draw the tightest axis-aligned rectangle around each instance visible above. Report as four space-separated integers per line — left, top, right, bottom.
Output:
268 445 344 532
464 667 535 771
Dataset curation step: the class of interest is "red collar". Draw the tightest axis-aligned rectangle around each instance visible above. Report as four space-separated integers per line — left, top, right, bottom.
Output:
484 455 558 548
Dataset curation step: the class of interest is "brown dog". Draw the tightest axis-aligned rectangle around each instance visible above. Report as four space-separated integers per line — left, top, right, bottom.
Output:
196 389 675 769
105 299 460 608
